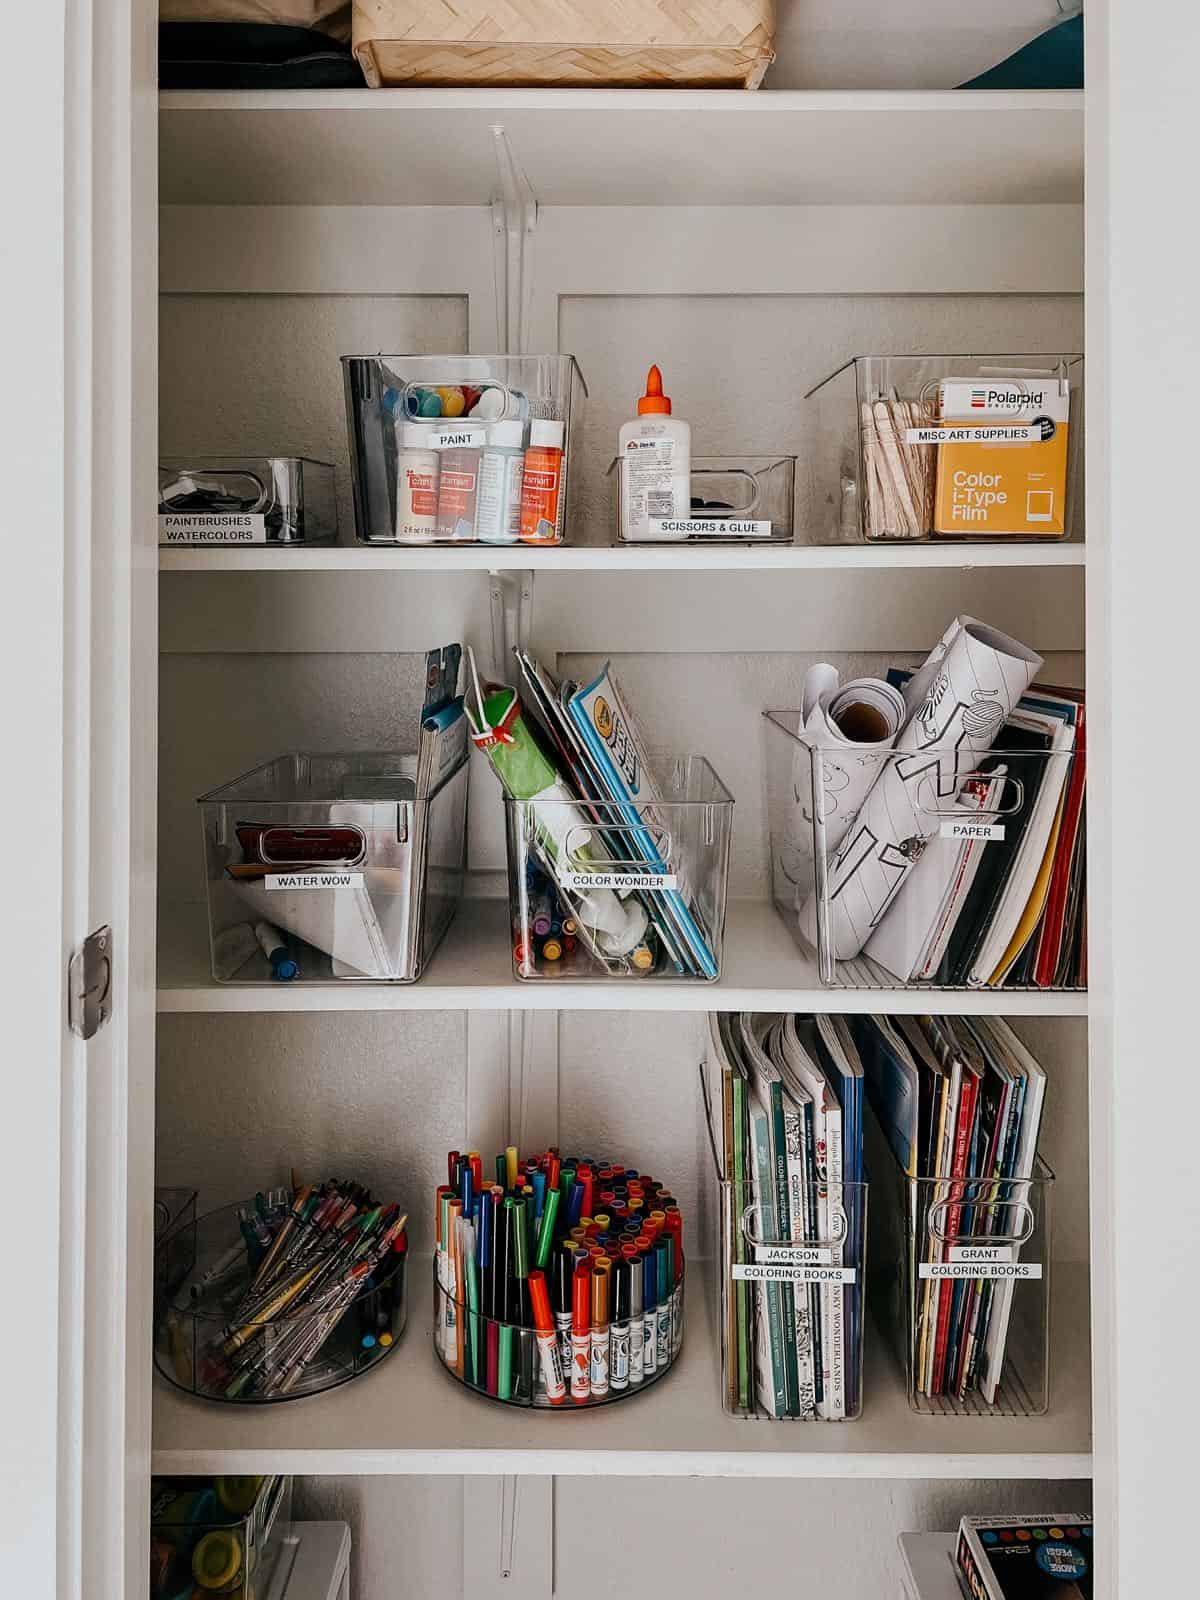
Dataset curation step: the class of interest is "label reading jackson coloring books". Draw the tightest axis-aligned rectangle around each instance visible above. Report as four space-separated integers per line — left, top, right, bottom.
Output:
939 819 1006 841
561 872 677 891
158 513 267 544
265 872 365 891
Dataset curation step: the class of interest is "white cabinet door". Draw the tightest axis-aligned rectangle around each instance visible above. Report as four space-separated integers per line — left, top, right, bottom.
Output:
0 2 157 1596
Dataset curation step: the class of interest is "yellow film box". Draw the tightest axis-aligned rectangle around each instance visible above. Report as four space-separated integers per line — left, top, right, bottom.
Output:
927 377 1071 538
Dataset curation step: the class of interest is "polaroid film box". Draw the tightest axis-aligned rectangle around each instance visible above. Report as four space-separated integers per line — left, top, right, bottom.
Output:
933 378 1071 538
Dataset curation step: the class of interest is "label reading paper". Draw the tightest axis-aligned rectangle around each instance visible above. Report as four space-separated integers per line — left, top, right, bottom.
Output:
158 513 267 544
939 820 1006 841
561 872 677 891
732 1263 856 1284
648 519 772 538
265 872 365 891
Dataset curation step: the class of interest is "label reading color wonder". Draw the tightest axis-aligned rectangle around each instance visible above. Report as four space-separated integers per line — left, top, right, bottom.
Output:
562 872 676 891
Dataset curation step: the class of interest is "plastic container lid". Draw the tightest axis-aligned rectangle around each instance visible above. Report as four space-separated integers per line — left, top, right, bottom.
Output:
637 364 672 415
400 422 437 449
487 420 524 449
529 419 565 450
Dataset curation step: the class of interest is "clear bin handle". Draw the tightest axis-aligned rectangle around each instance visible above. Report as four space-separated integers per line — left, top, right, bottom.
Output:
740 1200 847 1251
927 1192 1035 1247
562 819 673 868
257 824 366 867
911 770 1026 819
690 466 760 517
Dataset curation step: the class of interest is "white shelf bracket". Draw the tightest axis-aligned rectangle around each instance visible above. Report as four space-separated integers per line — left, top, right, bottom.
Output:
462 1477 552 1597
490 125 538 355
488 568 535 672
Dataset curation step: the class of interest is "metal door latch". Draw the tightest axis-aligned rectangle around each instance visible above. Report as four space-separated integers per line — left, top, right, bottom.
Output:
69 925 112 1040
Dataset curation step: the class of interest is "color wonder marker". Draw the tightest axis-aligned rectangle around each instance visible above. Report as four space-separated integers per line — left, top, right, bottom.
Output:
528 1269 566 1404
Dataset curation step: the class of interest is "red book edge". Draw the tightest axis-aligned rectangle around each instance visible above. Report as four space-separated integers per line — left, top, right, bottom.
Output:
931 1070 980 1395
1033 702 1087 986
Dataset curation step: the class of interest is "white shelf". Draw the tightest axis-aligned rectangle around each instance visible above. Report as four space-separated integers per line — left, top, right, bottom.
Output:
151 1262 1091 1479
158 542 1086 574
159 89 1083 209
898 1534 959 1600
157 898 1088 1016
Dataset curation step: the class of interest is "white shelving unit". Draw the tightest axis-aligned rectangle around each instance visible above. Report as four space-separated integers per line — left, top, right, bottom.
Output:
898 1534 959 1600
31 8 1200 1595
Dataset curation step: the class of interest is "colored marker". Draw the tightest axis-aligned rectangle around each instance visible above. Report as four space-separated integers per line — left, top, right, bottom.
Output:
629 1255 645 1385
611 1262 631 1392
552 1246 574 1384
571 1261 592 1403
590 1263 611 1398
642 1249 657 1377
534 1185 561 1269
528 1269 566 1405
655 1237 673 1373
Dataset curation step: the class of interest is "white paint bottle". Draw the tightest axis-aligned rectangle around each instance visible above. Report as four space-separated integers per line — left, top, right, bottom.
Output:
394 423 439 542
617 364 691 542
474 419 525 545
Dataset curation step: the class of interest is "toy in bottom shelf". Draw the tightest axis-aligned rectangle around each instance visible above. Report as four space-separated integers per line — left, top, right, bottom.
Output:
151 1474 292 1600
435 1145 684 1408
155 1177 408 1404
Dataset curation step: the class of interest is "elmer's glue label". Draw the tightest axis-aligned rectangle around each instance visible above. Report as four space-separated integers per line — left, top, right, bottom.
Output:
932 378 1070 537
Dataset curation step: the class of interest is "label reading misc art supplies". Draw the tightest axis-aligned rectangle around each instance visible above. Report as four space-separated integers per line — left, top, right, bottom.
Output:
561 872 677 891
648 519 773 538
265 872 365 891
939 820 1006 841
158 513 268 544
754 1244 833 1266
904 425 1044 446
732 1263 857 1284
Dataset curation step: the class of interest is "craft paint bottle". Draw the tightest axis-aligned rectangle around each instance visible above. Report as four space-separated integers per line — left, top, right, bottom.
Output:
474 420 525 545
617 364 692 541
519 419 566 544
629 1255 644 1380
395 423 440 542
610 1261 631 1393
434 425 484 540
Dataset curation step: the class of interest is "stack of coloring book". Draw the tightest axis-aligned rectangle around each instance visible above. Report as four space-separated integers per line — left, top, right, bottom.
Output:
708 1012 865 1420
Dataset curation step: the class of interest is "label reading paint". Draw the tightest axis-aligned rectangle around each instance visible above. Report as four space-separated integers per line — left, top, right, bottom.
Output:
754 1244 833 1266
648 519 773 538
561 872 677 891
158 513 267 544
905 425 1042 445
732 1263 857 1284
430 426 486 451
940 819 1006 841
920 1260 1042 1280
265 872 365 891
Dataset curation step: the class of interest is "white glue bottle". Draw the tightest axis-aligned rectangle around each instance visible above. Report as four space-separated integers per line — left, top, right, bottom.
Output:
395 422 440 542
474 419 525 544
617 364 691 541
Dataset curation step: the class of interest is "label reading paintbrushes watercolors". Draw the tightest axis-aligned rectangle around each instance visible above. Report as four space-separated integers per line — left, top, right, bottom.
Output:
158 513 268 543
265 872 365 891
561 872 677 891
939 820 1006 841
732 1263 856 1284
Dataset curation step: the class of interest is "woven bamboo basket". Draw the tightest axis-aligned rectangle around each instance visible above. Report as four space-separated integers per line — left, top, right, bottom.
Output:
352 1 776 89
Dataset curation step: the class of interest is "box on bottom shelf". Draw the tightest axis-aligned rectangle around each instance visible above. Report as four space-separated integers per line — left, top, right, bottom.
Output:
152 1474 292 1600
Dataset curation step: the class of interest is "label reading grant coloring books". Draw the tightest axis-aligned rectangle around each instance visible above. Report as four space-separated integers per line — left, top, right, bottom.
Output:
158 513 267 544
265 872 365 891
919 1261 1042 1280
939 819 1006 841
561 872 677 891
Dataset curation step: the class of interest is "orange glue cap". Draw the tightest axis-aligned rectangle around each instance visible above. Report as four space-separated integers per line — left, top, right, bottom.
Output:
637 364 672 415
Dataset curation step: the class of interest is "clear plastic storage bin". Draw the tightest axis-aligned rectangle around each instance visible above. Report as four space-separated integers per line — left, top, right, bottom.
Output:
611 454 796 543
804 355 1083 544
866 1115 1053 1417
151 1475 292 1600
154 1200 408 1404
763 711 1084 993
159 456 337 546
502 755 734 981
197 751 469 984
342 354 587 545
433 1271 684 1409
702 1060 867 1420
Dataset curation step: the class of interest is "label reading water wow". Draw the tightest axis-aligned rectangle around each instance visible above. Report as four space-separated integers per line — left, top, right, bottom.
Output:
940 819 1006 841
562 872 676 891
265 872 365 891
159 513 267 544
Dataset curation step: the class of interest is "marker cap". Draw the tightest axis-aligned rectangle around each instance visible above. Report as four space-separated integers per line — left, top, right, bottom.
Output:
613 1261 631 1323
551 1245 573 1315
591 1265 610 1326
528 1269 553 1330
572 1260 592 1331
630 1255 644 1316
